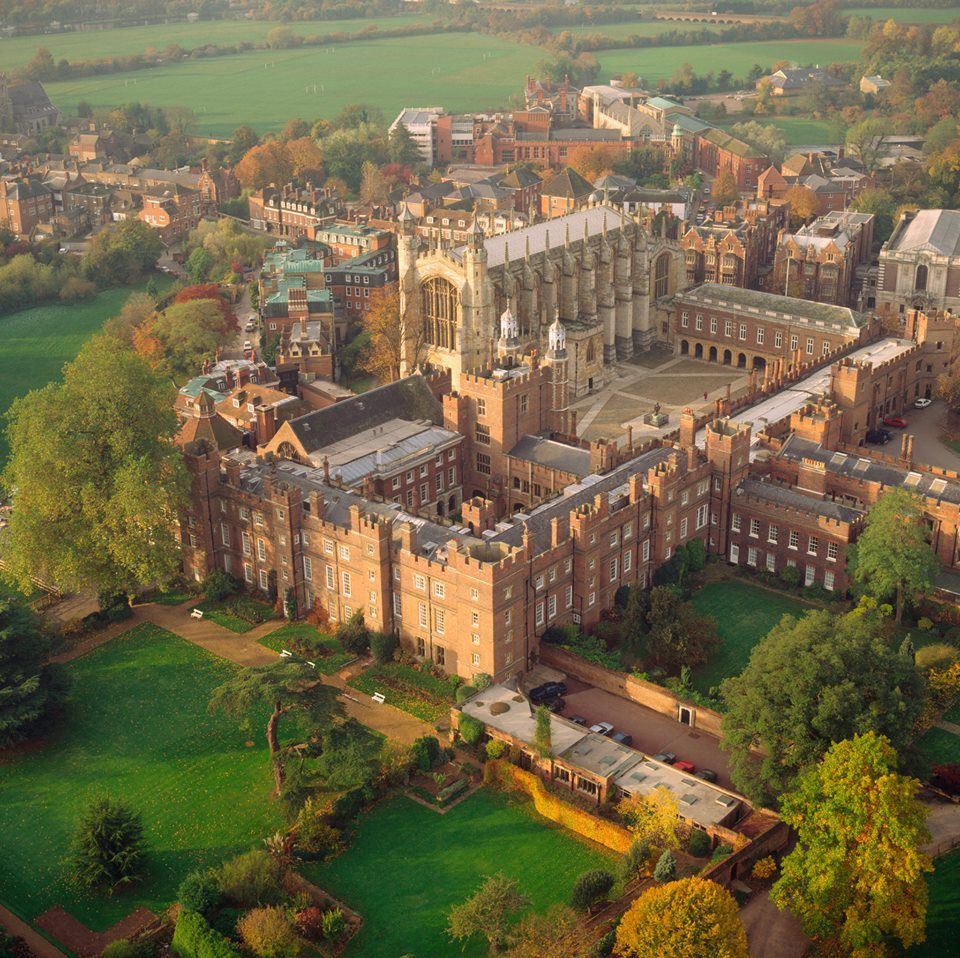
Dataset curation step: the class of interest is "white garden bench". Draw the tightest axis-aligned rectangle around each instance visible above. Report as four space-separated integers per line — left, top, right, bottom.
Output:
190 608 204 619
371 692 386 704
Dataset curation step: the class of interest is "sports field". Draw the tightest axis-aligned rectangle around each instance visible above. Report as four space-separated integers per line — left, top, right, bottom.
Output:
304 789 616 958
596 37 865 86
0 624 280 933
844 6 960 24
0 279 169 462
45 32 542 136
721 115 839 147
0 13 436 70
547 18 726 39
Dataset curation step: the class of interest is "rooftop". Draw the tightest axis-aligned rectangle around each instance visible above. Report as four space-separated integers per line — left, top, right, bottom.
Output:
887 209 960 257
508 435 591 478
736 477 864 523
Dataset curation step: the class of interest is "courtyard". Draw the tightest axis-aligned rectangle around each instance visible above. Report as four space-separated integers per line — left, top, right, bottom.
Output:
303 788 616 958
0 623 280 932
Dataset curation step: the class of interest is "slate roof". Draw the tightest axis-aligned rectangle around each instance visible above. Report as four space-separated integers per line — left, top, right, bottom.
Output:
508 435 591 477
284 374 442 454
736 477 863 523
699 128 766 160
541 167 594 200
887 209 960 257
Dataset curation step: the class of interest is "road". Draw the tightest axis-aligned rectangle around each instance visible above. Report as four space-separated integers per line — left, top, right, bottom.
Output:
900 399 960 473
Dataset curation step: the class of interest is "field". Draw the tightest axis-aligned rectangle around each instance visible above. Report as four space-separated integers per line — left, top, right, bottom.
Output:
915 726 960 770
722 115 840 146
596 38 865 85
0 13 436 70
304 789 616 958
0 623 280 932
689 579 812 694
906 849 960 958
844 7 960 24
0 280 169 462
44 32 543 137
547 18 726 39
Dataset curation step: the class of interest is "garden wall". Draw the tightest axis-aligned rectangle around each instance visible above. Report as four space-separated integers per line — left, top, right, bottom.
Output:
484 760 634 854
539 646 724 739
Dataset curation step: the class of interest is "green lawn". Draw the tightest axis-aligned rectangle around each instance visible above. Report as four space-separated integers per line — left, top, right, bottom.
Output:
689 580 812 694
844 7 960 24
0 623 280 933
196 593 276 632
905 849 960 958
915 726 960 770
45 32 544 137
347 662 457 723
547 18 726 39
258 623 355 675
723 115 840 146
941 697 960 725
0 13 436 71
596 37 865 85
304 789 616 958
0 280 169 462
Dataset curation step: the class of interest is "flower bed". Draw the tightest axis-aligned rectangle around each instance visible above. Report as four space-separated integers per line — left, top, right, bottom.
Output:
197 594 276 633
347 663 458 722
258 624 355 675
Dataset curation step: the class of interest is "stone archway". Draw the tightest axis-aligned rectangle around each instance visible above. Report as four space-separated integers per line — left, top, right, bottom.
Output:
723 349 732 366
694 343 703 359
752 356 766 371
737 352 747 369
680 339 690 355
709 346 718 363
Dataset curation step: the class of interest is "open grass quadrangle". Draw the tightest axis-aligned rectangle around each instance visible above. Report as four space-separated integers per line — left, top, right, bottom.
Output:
0 623 280 931
304 789 616 958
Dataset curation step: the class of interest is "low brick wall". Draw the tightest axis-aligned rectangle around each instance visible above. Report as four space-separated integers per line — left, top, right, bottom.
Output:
540 645 724 738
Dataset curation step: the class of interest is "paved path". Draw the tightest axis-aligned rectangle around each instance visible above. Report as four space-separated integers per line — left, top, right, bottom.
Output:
0 906 66 958
934 717 960 736
922 797 960 857
741 891 809 958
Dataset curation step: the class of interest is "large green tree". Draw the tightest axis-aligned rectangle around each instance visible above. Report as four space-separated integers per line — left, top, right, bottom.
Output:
81 219 163 287
150 297 236 381
773 733 931 957
447 873 529 953
2 335 187 597
209 660 343 796
0 597 69 748
69 795 148 893
644 586 717 676
720 603 924 805
853 487 939 622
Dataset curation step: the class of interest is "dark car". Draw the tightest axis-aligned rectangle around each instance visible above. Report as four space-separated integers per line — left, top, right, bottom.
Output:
653 751 677 764
568 715 587 726
543 696 565 713
865 428 891 445
611 731 633 746
697 769 719 783
528 681 567 704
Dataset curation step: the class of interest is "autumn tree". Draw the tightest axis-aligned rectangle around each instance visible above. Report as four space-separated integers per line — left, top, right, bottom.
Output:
783 185 824 228
853 487 939 622
447 873 529 953
150 297 236 381
773 733 931 957
359 160 389 207
506 905 582 958
711 170 740 208
616 877 749 958
360 288 425 383
720 602 924 804
567 143 620 181
2 335 187 597
235 140 294 191
845 117 888 174
103 292 157 346
209 660 343 796
286 136 324 180
616 786 681 849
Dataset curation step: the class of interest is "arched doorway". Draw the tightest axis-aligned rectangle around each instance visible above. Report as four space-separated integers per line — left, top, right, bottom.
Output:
709 346 718 363
436 501 444 516
694 343 703 359
752 356 766 371
722 349 732 366
737 352 747 368
680 339 690 355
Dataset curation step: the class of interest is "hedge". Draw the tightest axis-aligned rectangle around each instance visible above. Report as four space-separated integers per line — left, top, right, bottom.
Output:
437 778 469 806
172 910 239 958
484 760 633 854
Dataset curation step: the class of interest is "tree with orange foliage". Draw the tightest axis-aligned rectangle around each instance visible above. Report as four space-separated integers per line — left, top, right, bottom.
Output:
235 140 294 190
360 288 425 384
286 136 324 180
566 143 620 182
711 170 740 209
173 284 238 335
783 185 824 228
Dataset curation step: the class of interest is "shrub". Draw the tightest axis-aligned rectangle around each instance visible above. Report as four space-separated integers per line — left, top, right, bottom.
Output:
932 763 960 796
203 569 237 603
474 672 492 691
571 869 615 910
210 910 242 940
485 738 507 760
236 907 298 958
295 907 325 942
489 701 510 715
710 843 734 864
752 855 777 880
329 785 371 827
614 585 631 609
336 612 369 655
59 275 97 303
321 908 346 941
172 910 239 958
917 643 960 672
101 941 153 958
294 809 343 860
687 828 711 858
69 796 147 892
217 850 282 908
620 840 650 880
369 629 398 664
411 735 441 772
685 538 707 572
437 778 469 806
178 868 222 916
779 566 802 589
455 684 477 704
918 617 935 631
653 849 676 883
594 930 616 956
458 713 484 746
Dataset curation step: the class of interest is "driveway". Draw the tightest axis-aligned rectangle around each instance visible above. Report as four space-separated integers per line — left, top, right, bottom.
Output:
741 891 809 958
558 679 735 789
895 399 960 472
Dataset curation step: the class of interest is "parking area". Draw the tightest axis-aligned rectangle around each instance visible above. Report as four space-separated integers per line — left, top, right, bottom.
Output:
896 399 960 473
557 678 735 791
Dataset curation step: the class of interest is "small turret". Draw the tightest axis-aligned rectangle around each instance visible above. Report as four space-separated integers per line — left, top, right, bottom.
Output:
547 305 566 356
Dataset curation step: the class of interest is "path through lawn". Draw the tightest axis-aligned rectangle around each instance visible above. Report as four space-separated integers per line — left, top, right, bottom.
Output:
0 623 279 931
304 789 616 957
690 580 812 694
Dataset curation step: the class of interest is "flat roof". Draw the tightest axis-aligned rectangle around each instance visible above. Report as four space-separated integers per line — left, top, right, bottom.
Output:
508 435 591 477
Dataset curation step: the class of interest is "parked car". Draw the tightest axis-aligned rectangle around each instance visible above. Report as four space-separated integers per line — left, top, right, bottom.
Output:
865 428 891 445
243 340 253 352
653 751 677 764
244 320 257 332
528 681 567 704
697 768 719 783
589 721 614 736
611 731 633 746
914 397 933 409
543 696 565 713
882 416 907 428
568 715 587 726
674 759 696 773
